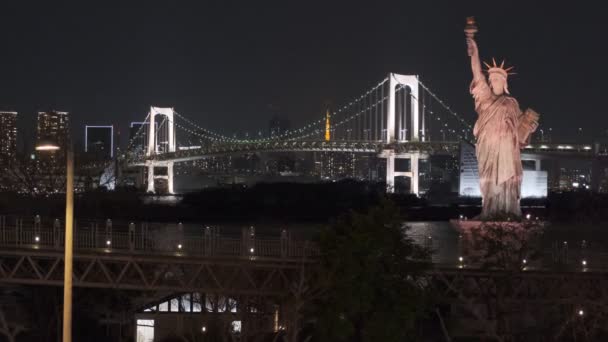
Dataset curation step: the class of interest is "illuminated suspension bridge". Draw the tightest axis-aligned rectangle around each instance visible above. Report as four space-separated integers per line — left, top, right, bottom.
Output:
125 73 475 194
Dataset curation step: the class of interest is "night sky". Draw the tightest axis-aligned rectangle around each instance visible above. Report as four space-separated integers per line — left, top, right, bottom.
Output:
1 1 606 150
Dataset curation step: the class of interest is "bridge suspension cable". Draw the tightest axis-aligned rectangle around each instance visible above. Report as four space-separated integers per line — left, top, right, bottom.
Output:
125 112 150 151
185 77 390 144
409 90 472 143
416 79 473 131
173 111 238 143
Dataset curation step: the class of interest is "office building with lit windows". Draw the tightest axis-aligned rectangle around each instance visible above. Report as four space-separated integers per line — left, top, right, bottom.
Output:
0 111 17 168
36 110 70 166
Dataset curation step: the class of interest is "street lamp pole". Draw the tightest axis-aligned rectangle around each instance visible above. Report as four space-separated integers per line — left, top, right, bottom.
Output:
35 138 74 342
63 146 74 342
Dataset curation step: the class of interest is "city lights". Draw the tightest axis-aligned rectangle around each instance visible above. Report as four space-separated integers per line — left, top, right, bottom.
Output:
0 7 605 341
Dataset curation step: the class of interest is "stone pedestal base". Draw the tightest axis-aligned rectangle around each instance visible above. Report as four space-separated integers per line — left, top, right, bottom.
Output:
449 219 484 233
449 219 544 234
448 219 545 269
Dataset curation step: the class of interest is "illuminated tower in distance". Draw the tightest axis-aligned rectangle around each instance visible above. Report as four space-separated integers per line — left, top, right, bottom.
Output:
325 108 331 142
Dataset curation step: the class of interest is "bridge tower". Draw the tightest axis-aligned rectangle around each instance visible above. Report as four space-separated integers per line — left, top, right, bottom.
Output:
146 106 176 194
383 73 425 195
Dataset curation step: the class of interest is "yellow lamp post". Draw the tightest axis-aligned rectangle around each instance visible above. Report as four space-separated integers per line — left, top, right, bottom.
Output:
35 139 73 342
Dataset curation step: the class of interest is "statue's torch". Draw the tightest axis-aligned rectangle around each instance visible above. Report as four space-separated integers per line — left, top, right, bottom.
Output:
464 16 478 39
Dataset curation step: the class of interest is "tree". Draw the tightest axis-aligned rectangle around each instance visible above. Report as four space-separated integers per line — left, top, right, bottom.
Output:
312 201 429 342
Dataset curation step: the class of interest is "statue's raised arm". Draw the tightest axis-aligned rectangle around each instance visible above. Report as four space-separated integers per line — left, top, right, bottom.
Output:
467 37 484 82
465 17 484 82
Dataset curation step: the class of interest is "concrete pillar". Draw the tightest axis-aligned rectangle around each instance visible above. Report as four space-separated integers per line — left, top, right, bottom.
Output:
386 152 395 193
387 76 397 144
147 109 155 156
146 163 155 193
421 90 426 142
410 153 419 195
168 115 175 152
409 80 420 142
167 162 174 194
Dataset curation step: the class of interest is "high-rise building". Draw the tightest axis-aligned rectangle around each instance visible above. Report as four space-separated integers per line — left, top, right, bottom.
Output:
36 110 69 164
85 125 114 159
319 152 356 179
0 111 17 168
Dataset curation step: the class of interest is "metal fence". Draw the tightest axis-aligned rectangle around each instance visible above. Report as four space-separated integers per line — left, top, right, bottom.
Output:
0 216 319 259
409 232 608 272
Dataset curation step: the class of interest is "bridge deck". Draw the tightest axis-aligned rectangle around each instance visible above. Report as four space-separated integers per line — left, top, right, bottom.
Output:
133 140 460 164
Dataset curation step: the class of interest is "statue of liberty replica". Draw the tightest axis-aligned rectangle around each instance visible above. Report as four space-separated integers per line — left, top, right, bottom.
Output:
464 17 539 219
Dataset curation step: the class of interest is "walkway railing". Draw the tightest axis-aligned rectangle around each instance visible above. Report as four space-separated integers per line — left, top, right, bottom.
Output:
0 216 319 260
409 233 608 272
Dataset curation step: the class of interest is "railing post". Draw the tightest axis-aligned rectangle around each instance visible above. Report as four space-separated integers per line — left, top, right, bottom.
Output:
249 226 255 257
34 215 41 244
54 219 61 248
457 234 464 265
92 221 98 248
241 227 247 256
242 226 255 256
177 222 183 252
16 218 22 246
280 229 289 258
105 219 112 248
214 226 220 256
581 239 588 269
204 226 212 256
129 222 135 252
141 222 147 251
0 215 5 245
73 218 78 249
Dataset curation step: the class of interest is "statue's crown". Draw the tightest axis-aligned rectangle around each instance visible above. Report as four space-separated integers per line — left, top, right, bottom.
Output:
484 58 515 79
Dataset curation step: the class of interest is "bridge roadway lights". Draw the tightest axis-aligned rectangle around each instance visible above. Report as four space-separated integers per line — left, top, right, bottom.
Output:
380 149 426 195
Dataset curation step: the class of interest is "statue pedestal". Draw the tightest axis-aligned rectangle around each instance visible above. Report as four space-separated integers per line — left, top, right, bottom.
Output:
449 219 545 269
449 219 484 233
449 219 544 234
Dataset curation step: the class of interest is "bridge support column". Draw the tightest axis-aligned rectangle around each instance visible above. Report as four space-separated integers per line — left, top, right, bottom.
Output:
385 151 395 193
167 162 174 194
146 163 155 193
381 150 423 196
410 152 420 195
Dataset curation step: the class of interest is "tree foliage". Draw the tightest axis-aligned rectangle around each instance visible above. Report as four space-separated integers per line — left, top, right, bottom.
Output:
312 201 429 342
